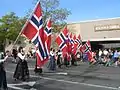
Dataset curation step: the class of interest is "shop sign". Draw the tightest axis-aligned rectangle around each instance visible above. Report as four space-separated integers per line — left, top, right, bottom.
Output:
95 24 120 31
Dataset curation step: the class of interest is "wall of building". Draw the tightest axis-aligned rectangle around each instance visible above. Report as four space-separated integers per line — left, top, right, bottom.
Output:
67 17 120 41
67 23 81 36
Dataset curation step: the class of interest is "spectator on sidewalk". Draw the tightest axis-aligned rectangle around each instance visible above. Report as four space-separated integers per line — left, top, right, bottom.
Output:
113 50 119 66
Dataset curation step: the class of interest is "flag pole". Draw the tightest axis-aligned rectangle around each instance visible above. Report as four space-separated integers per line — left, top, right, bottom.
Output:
11 0 41 50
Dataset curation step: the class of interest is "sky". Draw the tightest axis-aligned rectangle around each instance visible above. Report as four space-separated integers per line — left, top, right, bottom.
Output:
0 0 120 23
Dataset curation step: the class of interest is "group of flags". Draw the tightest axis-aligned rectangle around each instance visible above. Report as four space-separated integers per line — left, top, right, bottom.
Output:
55 26 92 61
20 1 93 67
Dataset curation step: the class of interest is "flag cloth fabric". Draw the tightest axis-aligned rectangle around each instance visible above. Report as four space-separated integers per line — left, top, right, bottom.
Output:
82 40 91 53
82 40 92 61
76 34 82 51
44 18 52 58
72 35 78 55
69 33 75 52
65 33 72 61
55 26 68 57
21 1 48 67
67 32 73 54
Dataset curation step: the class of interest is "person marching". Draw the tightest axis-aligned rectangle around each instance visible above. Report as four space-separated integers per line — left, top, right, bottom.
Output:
71 53 76 66
12 48 17 63
13 47 29 81
0 51 9 90
56 49 62 68
49 48 56 71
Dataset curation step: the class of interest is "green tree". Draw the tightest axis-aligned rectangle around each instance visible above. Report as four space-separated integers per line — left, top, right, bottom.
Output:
32 0 71 32
0 12 26 51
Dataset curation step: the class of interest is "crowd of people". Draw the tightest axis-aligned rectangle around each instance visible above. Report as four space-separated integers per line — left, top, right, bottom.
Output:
1 46 120 90
82 48 120 67
47 48 120 71
0 47 29 90
47 48 79 71
96 49 120 67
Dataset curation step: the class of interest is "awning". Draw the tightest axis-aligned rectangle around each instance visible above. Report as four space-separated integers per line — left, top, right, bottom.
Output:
82 38 120 42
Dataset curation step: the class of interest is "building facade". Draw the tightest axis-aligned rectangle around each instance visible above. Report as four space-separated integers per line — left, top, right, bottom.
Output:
67 17 120 49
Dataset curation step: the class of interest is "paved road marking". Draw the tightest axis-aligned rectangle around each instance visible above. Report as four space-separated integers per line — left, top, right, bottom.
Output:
31 75 118 90
7 84 27 90
7 69 68 75
9 81 36 86
29 68 34 70
28 68 68 75
56 72 68 75
30 88 37 90
6 71 118 90
8 81 36 90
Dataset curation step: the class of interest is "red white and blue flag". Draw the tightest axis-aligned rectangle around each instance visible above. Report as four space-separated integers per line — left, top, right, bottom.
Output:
82 40 92 61
44 18 52 58
82 40 91 53
69 33 74 52
76 34 82 52
67 32 73 54
55 26 68 57
22 1 48 67
72 35 78 54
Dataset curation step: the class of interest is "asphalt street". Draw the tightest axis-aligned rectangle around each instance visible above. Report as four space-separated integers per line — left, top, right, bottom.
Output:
4 57 120 90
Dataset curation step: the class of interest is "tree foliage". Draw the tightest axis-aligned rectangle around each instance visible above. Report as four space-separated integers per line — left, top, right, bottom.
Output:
0 12 26 51
0 0 71 51
32 0 71 32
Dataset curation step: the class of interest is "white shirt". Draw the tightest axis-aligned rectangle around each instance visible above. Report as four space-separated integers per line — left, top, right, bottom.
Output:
103 50 108 55
118 52 120 55
77 54 80 58
58 52 62 55
99 51 102 56
50 51 55 56
32 49 36 53
18 53 25 60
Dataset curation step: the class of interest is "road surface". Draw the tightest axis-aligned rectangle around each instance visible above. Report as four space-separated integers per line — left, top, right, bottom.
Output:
5 57 120 90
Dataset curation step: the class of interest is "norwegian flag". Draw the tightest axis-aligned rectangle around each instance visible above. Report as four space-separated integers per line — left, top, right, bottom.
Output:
69 33 74 51
82 40 92 61
44 18 52 57
76 34 81 43
76 34 82 52
55 26 68 57
21 1 47 67
67 32 73 54
82 40 91 53
76 34 82 47
72 35 78 54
